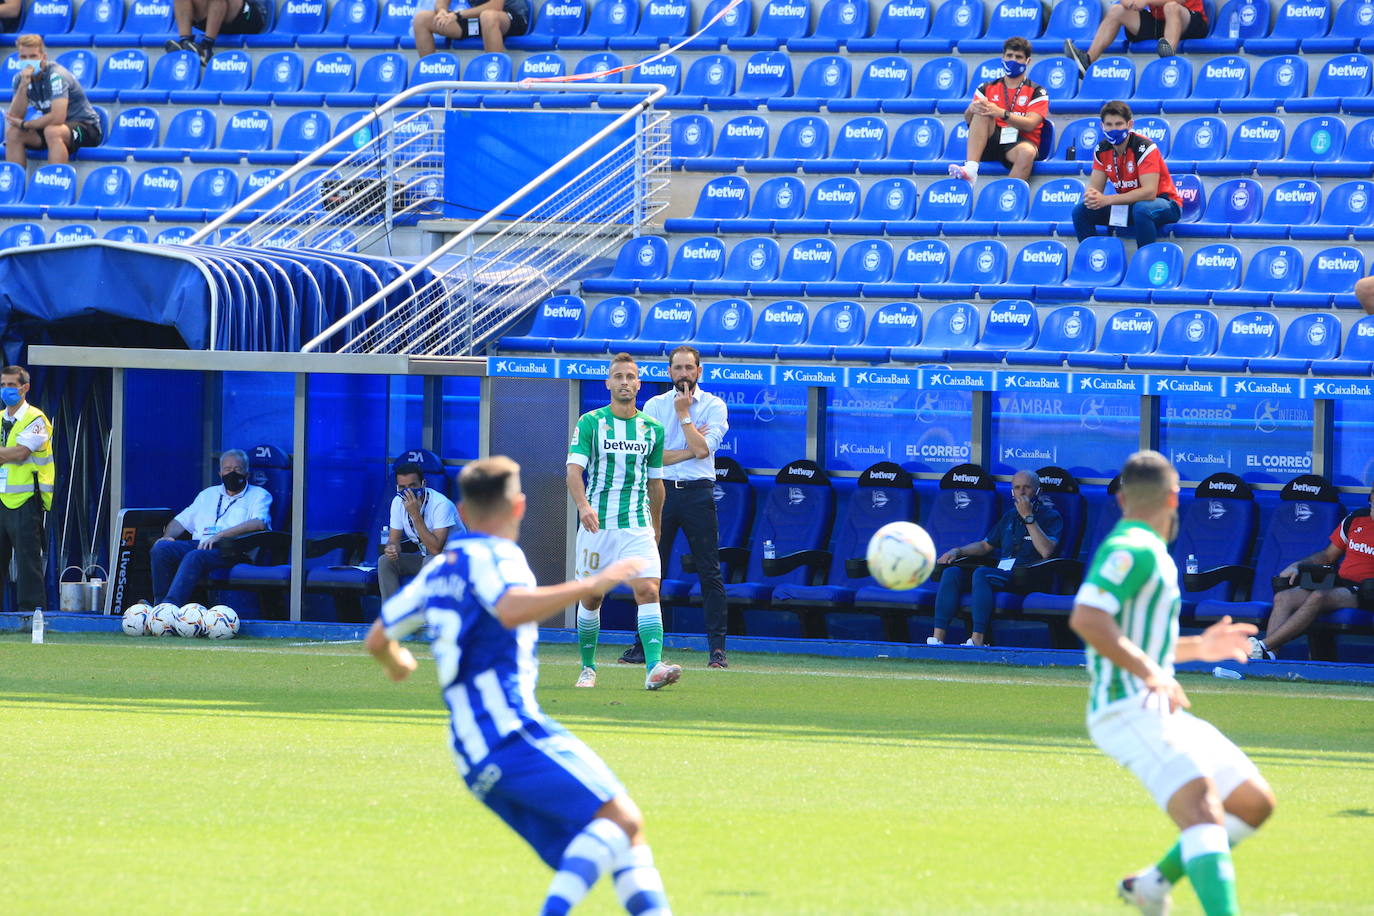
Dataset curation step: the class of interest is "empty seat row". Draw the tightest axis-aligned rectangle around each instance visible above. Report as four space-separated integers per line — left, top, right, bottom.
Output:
672 174 1374 241
500 291 1374 374
0 218 361 250
588 234 1366 307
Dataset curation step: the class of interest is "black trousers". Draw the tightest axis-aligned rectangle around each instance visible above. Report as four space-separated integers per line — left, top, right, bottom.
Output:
660 484 728 651
0 497 46 612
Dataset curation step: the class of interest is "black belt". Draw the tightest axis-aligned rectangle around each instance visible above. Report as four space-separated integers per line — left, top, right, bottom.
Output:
666 478 714 489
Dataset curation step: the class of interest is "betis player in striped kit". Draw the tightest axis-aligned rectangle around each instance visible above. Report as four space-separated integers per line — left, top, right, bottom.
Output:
1070 451 1276 916
566 353 682 691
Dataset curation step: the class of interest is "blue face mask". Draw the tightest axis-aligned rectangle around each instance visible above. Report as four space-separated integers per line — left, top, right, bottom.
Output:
1 387 22 407
1001 58 1027 78
1103 128 1130 145
19 59 40 71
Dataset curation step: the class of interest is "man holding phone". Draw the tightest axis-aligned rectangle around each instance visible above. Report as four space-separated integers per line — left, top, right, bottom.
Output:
379 460 461 601
627 346 732 668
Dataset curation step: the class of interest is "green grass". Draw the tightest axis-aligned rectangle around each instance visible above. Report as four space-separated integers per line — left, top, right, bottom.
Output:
2 632 1371 915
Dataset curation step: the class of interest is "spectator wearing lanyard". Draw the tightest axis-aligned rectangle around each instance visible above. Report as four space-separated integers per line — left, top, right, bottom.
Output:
619 345 732 669
947 37 1049 188
150 448 272 606
1072 100 1183 248
378 461 461 601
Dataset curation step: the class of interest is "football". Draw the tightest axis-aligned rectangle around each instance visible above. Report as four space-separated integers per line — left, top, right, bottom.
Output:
866 522 938 591
121 603 152 636
204 606 239 640
148 603 181 637
174 603 208 638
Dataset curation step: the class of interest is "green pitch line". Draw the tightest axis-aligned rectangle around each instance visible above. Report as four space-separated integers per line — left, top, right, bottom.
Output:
2 634 1371 915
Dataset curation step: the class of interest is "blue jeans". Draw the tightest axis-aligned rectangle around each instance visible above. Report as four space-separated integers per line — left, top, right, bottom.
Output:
933 565 1014 637
151 539 235 606
1072 197 1181 247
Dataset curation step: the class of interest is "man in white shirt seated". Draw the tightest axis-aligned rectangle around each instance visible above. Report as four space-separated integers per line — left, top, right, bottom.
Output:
379 460 462 600
151 448 273 607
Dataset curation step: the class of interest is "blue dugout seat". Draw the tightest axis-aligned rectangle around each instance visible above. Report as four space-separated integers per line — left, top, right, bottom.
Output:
719 299 810 358
902 300 980 360
1170 473 1258 618
52 49 96 86
1234 178 1324 239
499 295 586 351
1128 309 1219 370
907 56 965 108
734 175 805 232
661 457 754 612
1172 55 1248 114
669 176 750 233
897 177 972 235
1187 310 1280 372
1242 54 1308 112
719 51 792 110
555 296 641 353
1307 0 1374 52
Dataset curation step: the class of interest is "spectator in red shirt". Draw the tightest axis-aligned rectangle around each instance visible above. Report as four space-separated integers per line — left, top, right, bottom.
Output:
948 37 1048 187
1250 487 1374 659
1072 100 1182 247
1065 0 1209 74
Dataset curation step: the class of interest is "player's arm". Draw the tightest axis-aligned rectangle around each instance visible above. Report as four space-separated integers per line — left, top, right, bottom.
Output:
6 77 28 122
648 476 664 543
566 462 598 533
160 518 189 541
496 558 644 627
1278 541 1343 583
1107 168 1159 206
1173 616 1257 664
1070 603 1189 712
365 617 419 682
28 95 66 132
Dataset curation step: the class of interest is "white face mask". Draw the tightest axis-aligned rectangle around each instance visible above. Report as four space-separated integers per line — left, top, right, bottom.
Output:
20 59 40 71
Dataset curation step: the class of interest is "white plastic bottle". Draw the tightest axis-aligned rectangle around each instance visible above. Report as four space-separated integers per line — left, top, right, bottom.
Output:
31 606 45 644
1228 8 1239 38
763 539 776 560
1186 554 1199 575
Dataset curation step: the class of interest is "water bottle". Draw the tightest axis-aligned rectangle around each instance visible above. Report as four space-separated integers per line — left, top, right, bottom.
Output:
1186 554 1199 575
31 606 44 644
763 539 776 560
1228 8 1240 39
1212 666 1244 680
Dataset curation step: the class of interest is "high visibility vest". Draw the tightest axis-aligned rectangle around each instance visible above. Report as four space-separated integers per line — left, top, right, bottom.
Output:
1 403 54 511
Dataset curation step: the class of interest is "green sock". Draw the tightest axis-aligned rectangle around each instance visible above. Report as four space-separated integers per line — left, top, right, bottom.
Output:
637 603 664 670
1156 841 1185 885
1182 824 1240 916
577 607 599 669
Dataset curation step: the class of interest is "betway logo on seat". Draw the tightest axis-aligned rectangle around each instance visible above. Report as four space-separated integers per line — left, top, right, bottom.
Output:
107 57 145 71
904 249 945 262
543 305 581 319
951 472 980 484
546 3 580 15
725 123 765 138
927 191 966 205
843 125 884 140
1196 253 1238 269
525 60 561 75
647 1 687 15
766 3 807 16
1204 65 1246 80
1041 190 1078 204
868 470 897 480
989 309 1031 324
285 0 324 13
418 60 456 76
316 61 353 75
143 174 179 190
653 307 693 322
1022 249 1062 264
1288 4 1330 14
1317 255 1360 271
1238 125 1281 141
230 114 269 130
866 66 909 80
786 464 815 477
1210 480 1238 491
121 115 156 129
1329 63 1370 77
1111 317 1152 332
888 4 925 15
33 170 71 188
1096 66 1131 80
31 2 67 13
385 0 419 14
815 188 855 203
217 58 249 72
1291 481 1322 494
1274 188 1318 204
132 1 171 14
641 61 677 76
792 248 832 262
681 246 720 259
1001 4 1036 15
877 310 917 325
746 61 786 77
765 309 804 322
707 184 746 199
1232 321 1273 335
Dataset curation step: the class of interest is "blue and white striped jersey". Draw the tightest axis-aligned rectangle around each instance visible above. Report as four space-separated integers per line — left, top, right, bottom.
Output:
381 532 543 775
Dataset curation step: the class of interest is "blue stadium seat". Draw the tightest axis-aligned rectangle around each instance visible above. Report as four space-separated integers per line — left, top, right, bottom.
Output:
865 239 951 297
909 56 966 106
1170 115 1228 165
1017 178 1084 237
689 298 753 355
558 0 638 48
1188 310 1280 372
1215 0 1273 42
637 236 727 294
1152 243 1243 304
85 49 150 103
78 106 159 162
101 165 183 220
160 166 236 220
218 51 304 106
573 51 625 99
857 177 918 225
1273 115 1347 177
772 462 917 640
230 168 290 219
1102 241 1186 303
777 299 866 358
118 49 198 105
829 55 912 113
1042 0 1100 44
103 224 148 243
719 299 810 358
1222 115 1286 170
985 239 1070 301
732 175 805 232
293 0 378 47
45 163 130 220
922 239 1007 301
275 51 356 106
669 53 735 108
1054 116 1102 158
249 110 331 165
774 176 860 233
849 0 931 53
169 50 251 103
621 0 690 48
1314 314 1374 374
245 0 328 47
973 0 1045 46
869 116 943 171
1319 117 1374 179
1246 0 1332 53
968 298 1037 357
116 0 176 46
137 107 215 162
499 295 586 350
808 239 894 297
898 177 972 235
1261 313 1344 373
1127 309 1218 370
686 115 765 170
0 223 46 249
0 164 77 219
15 0 73 39
1004 304 1097 366
769 55 851 111
789 0 871 52
187 108 273 164
726 51 794 109
660 456 755 611
697 0 751 44
751 238 839 296
50 223 96 243
1212 245 1305 306
1165 474 1257 615
853 301 923 359
1244 54 1308 112
669 175 751 233
729 0 812 51
325 50 406 106
582 236 670 293
619 297 698 355
66 0 123 44
1275 245 1365 308
807 117 888 174
1029 54 1078 99
555 295 641 353
1175 173 1206 222
692 237 781 295
623 54 682 99
0 162 24 204
1078 56 1135 101
1305 0 1374 51
749 116 830 171
1172 55 1248 114
517 51 568 82
955 177 1030 236
904 0 983 52
1135 56 1193 106
1293 179 1374 239
50 49 95 87
1290 53 1374 111
1174 177 1263 237
1069 307 1158 368
1233 178 1323 239
898 300 979 359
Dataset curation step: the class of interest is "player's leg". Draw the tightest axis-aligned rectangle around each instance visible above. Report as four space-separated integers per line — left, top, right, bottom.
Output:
1263 587 1355 653
1070 5 1138 72
477 7 512 53
1157 4 1189 57
677 488 728 664
41 123 73 165
574 528 605 685
967 566 1011 645
1165 777 1239 916
1005 140 1037 182
1251 585 1306 656
930 565 969 643
624 528 679 687
1357 275 1374 315
949 115 993 185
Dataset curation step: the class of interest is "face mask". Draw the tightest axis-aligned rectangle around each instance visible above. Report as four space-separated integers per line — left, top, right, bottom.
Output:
1001 58 1027 78
1103 128 1129 146
222 471 247 492
398 486 427 503
19 59 39 72
1 388 22 407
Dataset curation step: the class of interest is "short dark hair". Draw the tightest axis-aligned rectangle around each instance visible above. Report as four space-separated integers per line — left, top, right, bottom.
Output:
1119 450 1178 510
393 461 424 481
610 352 637 369
459 455 521 517
1 366 29 385
1099 100 1133 122
667 344 701 367
1002 36 1032 57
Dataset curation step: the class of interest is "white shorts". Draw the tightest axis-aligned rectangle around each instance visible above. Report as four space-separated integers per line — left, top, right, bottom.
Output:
574 526 661 581
1088 692 1260 810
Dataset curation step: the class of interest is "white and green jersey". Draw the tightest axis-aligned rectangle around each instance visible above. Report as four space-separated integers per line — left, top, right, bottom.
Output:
1074 519 1181 719
567 406 665 530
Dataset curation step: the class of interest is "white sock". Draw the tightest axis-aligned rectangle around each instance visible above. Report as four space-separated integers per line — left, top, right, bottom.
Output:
542 818 629 916
1224 813 1257 847
1180 823 1230 863
612 844 672 916
962 160 979 179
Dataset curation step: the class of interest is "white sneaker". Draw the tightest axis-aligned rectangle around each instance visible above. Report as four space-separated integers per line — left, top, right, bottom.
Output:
645 661 682 690
962 638 979 646
947 162 977 186
575 666 597 688
926 637 944 645
1247 636 1276 660
1117 869 1171 915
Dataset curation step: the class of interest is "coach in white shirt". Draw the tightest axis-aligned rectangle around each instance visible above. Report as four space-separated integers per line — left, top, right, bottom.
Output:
625 345 732 668
151 448 273 606
379 459 461 600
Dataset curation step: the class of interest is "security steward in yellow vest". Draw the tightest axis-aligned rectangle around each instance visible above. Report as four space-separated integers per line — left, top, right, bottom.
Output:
0 366 54 613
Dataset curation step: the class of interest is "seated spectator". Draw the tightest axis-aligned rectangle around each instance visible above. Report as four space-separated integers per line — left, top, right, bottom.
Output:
0 0 22 33
5 34 104 167
1357 275 1374 315
1064 0 1208 74
1250 486 1374 660
413 0 531 56
929 470 1063 647
164 0 269 66
150 449 271 607
1072 100 1181 248
379 461 462 601
948 37 1048 187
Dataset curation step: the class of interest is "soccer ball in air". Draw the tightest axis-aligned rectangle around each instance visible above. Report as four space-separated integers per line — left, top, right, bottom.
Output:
148 603 181 636
866 522 937 591
174 603 208 638
121 603 152 636
204 605 239 639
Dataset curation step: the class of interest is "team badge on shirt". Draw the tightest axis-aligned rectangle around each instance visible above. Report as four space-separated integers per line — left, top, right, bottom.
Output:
1100 549 1134 585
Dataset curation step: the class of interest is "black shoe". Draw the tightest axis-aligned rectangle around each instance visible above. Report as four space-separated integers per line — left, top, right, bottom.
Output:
164 37 195 54
617 643 645 665
1156 38 1175 58
1064 39 1091 77
708 649 728 669
196 38 215 66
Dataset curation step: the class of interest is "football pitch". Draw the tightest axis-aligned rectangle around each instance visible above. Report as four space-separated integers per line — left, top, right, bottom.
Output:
3 633 1371 915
